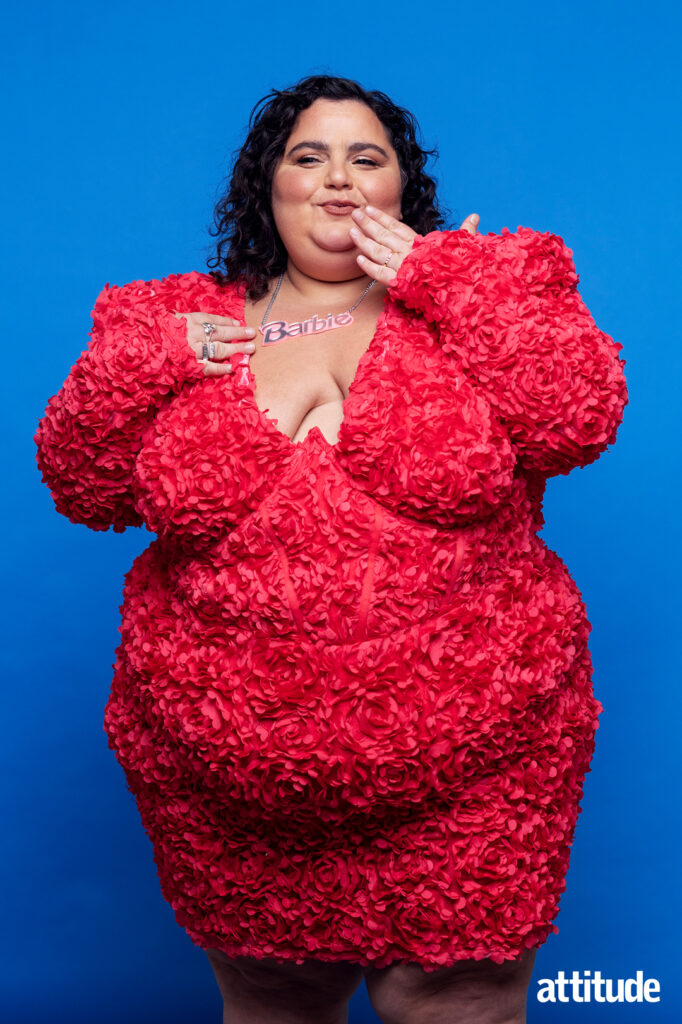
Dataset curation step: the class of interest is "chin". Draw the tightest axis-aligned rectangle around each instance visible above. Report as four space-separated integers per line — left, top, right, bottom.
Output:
301 255 364 283
311 226 355 251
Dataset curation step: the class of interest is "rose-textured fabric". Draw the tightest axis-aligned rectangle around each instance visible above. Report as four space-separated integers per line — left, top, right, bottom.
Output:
35 227 628 970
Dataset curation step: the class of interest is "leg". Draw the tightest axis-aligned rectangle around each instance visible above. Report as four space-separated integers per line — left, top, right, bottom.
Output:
206 948 365 1024
364 945 538 1024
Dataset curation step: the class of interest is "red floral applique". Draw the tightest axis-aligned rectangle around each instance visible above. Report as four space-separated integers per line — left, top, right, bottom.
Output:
35 230 627 969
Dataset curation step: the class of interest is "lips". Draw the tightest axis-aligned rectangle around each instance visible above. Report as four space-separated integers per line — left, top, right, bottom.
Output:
320 201 358 215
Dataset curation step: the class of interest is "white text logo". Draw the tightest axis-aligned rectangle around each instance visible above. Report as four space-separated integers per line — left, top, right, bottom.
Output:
537 970 660 1003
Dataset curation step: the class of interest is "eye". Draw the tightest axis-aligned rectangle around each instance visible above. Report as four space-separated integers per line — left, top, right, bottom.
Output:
296 155 321 165
354 157 379 166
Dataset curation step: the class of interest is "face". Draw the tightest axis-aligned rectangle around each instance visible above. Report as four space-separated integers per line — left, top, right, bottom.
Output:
270 98 403 281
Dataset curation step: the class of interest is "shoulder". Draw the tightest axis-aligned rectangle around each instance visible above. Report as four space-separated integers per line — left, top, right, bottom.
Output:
92 270 246 321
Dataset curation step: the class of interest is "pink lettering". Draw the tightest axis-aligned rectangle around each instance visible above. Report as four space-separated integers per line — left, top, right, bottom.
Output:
261 320 288 345
259 312 357 345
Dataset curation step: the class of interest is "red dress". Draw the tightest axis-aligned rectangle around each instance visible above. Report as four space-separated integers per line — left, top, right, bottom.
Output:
35 227 628 970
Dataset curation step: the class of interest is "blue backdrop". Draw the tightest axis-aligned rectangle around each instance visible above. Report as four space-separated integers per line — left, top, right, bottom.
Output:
2 1 679 1021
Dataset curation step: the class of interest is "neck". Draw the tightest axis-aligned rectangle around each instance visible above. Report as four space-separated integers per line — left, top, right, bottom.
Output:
281 259 381 309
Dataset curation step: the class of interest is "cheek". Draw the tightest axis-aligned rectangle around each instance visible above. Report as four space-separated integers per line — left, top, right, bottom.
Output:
271 173 314 239
272 169 311 207
364 172 403 213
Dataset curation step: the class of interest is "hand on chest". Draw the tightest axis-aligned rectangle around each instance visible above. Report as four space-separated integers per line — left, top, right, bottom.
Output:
134 286 520 535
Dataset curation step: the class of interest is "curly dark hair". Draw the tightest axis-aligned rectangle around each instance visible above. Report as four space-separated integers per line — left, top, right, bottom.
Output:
206 74 451 301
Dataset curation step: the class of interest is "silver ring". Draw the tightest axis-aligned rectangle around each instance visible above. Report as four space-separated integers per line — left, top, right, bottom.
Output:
383 250 394 267
202 321 217 337
208 340 216 359
202 341 209 362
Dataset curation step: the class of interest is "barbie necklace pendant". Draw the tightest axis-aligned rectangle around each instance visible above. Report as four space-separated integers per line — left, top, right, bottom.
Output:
260 311 354 346
258 272 377 346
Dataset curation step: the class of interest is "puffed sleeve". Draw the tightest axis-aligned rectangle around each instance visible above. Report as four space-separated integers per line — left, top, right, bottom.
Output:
387 226 629 476
34 278 205 532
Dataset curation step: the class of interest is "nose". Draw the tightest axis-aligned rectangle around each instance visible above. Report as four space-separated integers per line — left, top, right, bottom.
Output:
324 155 352 190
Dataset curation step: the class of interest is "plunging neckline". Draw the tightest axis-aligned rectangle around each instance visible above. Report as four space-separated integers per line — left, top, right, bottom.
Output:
235 285 392 450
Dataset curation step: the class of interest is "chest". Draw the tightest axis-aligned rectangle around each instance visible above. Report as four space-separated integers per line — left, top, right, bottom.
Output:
137 275 521 534
243 286 386 443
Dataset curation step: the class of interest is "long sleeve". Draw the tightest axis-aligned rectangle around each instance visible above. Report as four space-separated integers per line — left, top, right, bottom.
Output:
34 277 205 532
387 226 629 477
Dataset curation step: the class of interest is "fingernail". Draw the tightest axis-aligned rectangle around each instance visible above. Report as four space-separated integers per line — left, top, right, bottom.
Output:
365 205 377 215
245 342 255 351
246 327 256 335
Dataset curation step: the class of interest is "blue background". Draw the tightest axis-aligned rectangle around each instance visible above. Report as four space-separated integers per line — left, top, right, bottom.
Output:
2 0 679 1020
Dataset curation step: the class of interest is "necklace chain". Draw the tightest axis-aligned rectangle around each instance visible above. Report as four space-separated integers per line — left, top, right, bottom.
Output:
260 272 377 329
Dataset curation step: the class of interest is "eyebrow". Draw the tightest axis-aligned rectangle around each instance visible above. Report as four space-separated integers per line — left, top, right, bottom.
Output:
286 140 390 159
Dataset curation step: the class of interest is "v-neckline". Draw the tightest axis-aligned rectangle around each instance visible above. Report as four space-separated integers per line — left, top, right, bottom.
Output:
235 285 392 450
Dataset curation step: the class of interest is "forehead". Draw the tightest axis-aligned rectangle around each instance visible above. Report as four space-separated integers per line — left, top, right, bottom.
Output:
286 99 393 146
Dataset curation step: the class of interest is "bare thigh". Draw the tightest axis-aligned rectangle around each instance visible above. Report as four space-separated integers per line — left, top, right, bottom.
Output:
205 948 365 1024
363 946 539 1024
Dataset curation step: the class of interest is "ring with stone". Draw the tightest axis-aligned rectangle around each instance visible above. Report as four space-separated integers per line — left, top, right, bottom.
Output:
383 250 394 267
202 321 217 337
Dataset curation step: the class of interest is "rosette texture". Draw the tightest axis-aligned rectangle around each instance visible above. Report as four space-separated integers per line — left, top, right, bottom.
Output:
35 228 628 970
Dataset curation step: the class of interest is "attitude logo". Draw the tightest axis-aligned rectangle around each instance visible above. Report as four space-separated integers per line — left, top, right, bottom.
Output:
536 970 660 1004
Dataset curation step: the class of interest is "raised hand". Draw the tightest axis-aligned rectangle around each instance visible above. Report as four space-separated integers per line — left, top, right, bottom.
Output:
349 207 480 284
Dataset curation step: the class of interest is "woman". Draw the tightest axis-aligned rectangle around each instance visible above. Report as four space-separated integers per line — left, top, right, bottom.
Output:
35 75 628 1023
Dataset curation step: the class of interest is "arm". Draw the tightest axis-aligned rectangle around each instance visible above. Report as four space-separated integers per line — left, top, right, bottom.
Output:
34 278 205 532
387 226 629 477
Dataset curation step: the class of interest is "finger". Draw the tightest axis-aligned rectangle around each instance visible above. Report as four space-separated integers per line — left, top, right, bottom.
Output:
349 227 397 267
192 324 257 345
459 213 480 235
350 208 403 248
353 205 418 244
200 360 236 376
351 212 412 253
190 338 256 361
356 253 397 286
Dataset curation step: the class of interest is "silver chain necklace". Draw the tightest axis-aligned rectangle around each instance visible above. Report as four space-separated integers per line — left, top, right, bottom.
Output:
259 272 377 344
